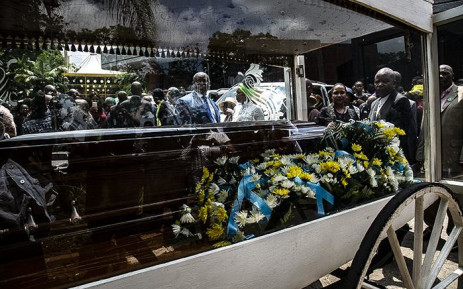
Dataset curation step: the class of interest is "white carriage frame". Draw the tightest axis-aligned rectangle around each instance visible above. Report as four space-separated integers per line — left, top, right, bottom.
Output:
68 1 463 288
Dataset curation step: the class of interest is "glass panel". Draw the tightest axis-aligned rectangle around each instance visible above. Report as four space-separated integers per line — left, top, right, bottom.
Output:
436 18 463 180
0 1 424 288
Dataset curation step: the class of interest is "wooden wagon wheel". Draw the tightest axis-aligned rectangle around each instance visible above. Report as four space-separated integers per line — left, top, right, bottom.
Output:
343 182 463 289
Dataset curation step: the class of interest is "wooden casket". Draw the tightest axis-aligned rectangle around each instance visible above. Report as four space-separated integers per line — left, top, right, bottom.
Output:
0 120 326 288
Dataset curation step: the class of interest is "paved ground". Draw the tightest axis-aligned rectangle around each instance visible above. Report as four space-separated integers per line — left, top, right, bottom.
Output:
305 218 459 288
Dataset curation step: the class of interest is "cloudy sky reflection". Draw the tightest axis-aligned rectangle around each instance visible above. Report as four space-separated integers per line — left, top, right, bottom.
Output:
61 0 391 51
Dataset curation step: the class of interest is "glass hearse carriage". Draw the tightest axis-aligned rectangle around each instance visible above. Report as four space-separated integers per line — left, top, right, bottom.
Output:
1 0 463 288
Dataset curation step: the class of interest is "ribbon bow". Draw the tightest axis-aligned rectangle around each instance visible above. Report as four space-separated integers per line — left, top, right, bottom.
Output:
227 174 272 236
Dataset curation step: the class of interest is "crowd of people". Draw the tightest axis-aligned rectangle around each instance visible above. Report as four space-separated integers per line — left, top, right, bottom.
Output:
0 65 461 177
0 71 269 141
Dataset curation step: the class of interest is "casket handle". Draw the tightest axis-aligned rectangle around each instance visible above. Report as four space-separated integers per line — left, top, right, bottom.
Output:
25 207 38 240
70 200 82 224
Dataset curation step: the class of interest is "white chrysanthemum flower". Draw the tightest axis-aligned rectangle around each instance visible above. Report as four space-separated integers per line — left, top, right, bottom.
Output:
250 173 261 182
180 212 196 224
301 186 316 198
244 166 256 176
348 165 358 175
195 233 202 240
230 176 237 184
356 162 365 173
233 230 246 242
256 162 268 170
234 211 248 228
181 204 191 213
338 157 352 169
217 176 227 185
366 168 378 187
181 227 194 237
366 168 375 177
209 183 220 195
172 224 181 237
281 180 294 189
229 156 240 164
303 154 318 165
404 166 414 181
214 156 228 166
281 155 293 166
273 175 287 183
386 167 399 192
265 194 280 208
247 208 265 224
217 189 229 203
312 164 322 174
262 149 276 158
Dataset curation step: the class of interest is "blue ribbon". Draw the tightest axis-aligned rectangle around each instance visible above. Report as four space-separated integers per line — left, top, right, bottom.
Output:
227 174 272 236
294 177 334 216
351 121 374 134
334 150 357 167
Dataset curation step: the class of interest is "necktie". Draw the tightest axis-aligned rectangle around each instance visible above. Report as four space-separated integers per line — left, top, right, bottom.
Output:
202 96 215 123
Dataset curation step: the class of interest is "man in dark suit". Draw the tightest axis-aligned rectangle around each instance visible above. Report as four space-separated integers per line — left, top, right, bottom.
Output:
176 72 220 124
369 67 412 160
440 64 463 177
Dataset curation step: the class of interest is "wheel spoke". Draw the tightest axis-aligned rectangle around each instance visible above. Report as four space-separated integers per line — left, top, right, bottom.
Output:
430 268 463 289
387 226 415 289
414 196 425 288
424 226 462 289
422 199 449 285
361 281 384 289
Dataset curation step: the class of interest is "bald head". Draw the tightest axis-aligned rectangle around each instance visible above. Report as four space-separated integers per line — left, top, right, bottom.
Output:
193 72 210 94
131 81 143 96
439 64 454 91
374 67 395 98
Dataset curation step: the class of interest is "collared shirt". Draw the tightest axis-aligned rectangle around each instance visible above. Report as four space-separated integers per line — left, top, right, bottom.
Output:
440 84 454 108
375 94 390 119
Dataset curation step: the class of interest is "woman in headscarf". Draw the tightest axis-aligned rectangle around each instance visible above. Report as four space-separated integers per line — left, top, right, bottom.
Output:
233 84 265 122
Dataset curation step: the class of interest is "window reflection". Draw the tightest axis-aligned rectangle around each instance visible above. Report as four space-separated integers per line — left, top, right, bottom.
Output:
0 0 428 288
435 19 463 180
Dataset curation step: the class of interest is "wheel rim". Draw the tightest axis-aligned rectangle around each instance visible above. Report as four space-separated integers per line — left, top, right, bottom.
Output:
347 184 463 289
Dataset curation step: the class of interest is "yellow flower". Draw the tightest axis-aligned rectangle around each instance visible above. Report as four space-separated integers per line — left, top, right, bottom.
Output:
394 127 405 135
354 152 368 161
199 206 208 223
202 167 210 181
341 177 348 187
286 166 303 178
383 128 396 139
296 154 306 160
215 206 228 222
321 161 341 173
300 172 313 182
268 160 283 168
206 223 224 240
375 122 385 128
319 150 335 158
386 147 397 156
198 189 205 203
253 158 260 163
363 161 369 168
343 169 351 179
372 158 382 166
213 241 232 248
272 187 290 196
195 181 202 191
351 143 362 152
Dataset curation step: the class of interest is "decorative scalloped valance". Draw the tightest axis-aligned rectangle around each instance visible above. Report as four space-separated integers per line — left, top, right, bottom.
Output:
0 0 405 66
